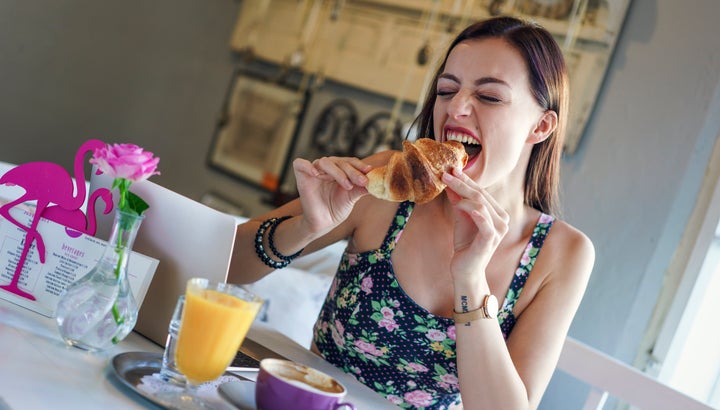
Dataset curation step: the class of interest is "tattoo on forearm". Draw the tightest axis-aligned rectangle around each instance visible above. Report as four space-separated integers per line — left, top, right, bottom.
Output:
460 295 469 312
460 295 471 327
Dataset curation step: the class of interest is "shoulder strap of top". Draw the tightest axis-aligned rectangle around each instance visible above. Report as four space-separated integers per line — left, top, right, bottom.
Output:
500 213 555 315
380 201 414 255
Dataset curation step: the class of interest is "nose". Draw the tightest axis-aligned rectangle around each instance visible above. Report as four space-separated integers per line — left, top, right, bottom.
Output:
446 91 473 119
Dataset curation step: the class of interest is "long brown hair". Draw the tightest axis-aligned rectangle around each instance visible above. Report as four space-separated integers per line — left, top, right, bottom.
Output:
414 16 569 215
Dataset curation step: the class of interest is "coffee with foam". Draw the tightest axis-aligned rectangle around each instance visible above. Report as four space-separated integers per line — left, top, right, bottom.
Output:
256 358 356 410
264 360 344 394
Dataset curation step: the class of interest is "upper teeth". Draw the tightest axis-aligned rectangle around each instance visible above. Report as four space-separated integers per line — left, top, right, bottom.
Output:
446 131 479 145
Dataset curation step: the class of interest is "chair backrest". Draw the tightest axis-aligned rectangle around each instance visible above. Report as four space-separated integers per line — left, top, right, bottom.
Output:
556 337 714 410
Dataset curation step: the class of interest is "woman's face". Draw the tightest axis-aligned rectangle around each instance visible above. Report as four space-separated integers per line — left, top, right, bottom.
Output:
433 38 548 188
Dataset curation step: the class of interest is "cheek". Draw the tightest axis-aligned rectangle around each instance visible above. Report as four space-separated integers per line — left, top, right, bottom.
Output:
432 105 445 137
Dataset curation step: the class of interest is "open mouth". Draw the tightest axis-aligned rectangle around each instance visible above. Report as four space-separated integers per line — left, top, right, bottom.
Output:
446 131 482 160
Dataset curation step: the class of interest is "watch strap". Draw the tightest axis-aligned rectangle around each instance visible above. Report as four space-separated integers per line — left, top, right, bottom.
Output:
453 294 497 323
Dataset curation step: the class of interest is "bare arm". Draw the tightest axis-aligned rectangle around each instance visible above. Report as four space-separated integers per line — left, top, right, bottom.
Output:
455 224 594 409
442 168 595 409
228 152 391 284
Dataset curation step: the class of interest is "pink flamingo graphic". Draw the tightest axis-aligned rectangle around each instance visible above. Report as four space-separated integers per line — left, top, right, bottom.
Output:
0 139 106 300
42 187 114 238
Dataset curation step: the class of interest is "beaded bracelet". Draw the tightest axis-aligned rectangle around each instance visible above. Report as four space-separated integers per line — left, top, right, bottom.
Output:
268 216 304 262
254 216 304 269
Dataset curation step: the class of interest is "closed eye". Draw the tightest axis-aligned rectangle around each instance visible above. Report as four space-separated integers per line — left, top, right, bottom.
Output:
479 95 502 103
436 89 456 98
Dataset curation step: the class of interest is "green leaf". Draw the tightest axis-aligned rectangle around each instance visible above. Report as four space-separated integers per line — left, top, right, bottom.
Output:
126 191 149 215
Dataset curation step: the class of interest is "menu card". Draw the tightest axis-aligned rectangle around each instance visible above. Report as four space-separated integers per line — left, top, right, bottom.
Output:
0 206 158 318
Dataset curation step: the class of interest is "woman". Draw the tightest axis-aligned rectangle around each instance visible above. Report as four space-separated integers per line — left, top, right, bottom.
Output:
231 16 595 409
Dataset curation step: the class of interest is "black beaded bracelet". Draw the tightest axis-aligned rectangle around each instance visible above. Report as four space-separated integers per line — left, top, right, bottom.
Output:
254 217 304 269
255 218 287 269
268 216 303 262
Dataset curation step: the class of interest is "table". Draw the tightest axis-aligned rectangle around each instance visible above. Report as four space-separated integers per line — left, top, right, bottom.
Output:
0 298 162 409
0 298 393 409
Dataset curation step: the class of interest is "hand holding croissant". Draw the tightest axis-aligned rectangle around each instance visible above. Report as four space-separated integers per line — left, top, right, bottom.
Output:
366 139 468 204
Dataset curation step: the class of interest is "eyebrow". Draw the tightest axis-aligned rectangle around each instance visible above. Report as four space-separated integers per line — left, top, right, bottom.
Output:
438 73 511 88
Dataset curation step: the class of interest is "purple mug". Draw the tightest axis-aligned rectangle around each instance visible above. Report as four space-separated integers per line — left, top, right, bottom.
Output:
255 358 356 410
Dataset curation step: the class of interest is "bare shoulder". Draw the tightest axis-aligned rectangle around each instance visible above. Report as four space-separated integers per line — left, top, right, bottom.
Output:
345 195 402 252
547 219 594 257
543 218 595 286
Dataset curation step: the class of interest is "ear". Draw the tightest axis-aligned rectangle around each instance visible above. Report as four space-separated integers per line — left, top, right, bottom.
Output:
527 110 558 144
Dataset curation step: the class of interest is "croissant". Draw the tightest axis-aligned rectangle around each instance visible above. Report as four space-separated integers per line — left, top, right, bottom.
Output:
366 139 468 204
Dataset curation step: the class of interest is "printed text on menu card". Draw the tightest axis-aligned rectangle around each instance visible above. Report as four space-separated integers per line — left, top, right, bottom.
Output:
0 207 158 317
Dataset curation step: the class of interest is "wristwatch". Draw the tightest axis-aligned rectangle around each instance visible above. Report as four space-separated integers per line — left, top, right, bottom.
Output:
453 294 499 323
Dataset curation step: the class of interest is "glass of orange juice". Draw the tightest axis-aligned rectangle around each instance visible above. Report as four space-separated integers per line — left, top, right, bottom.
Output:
169 277 262 407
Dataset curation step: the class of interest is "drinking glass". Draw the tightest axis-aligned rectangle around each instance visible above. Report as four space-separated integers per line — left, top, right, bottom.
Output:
157 295 185 385
160 277 262 408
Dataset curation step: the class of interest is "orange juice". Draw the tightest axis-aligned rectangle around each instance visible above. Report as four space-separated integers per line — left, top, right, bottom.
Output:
174 284 261 384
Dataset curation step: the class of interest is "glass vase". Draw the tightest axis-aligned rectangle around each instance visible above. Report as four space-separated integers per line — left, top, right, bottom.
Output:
56 209 144 351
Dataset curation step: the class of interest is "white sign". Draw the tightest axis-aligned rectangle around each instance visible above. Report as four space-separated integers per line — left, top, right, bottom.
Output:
0 206 158 317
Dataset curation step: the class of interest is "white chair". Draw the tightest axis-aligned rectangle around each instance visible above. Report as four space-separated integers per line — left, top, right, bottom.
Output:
557 337 715 410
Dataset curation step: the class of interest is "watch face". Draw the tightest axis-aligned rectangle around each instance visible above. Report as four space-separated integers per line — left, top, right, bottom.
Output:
486 294 499 319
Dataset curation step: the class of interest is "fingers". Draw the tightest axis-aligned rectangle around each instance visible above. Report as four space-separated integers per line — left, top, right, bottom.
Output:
293 158 321 177
311 156 372 190
442 167 509 232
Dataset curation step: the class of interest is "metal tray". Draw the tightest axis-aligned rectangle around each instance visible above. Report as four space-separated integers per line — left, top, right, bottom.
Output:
110 351 244 409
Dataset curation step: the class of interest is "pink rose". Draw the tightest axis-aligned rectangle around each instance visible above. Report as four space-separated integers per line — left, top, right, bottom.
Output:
539 213 553 224
440 373 459 385
426 329 446 342
334 319 345 336
519 248 532 266
404 390 433 407
447 325 456 341
378 318 398 332
386 395 404 405
91 143 160 182
361 276 373 294
407 362 429 372
331 326 345 348
380 306 394 319
354 340 381 356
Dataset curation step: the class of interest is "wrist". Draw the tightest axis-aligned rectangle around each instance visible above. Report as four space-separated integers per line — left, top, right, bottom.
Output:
453 275 490 312
453 294 499 323
254 216 307 269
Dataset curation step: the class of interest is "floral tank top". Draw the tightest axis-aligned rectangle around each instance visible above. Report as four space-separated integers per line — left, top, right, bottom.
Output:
312 201 554 409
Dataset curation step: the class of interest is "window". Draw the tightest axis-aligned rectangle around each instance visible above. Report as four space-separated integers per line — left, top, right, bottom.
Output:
641 136 720 408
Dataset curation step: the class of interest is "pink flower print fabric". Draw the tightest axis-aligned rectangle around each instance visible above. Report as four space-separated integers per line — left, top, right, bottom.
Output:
497 213 554 339
313 202 554 409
